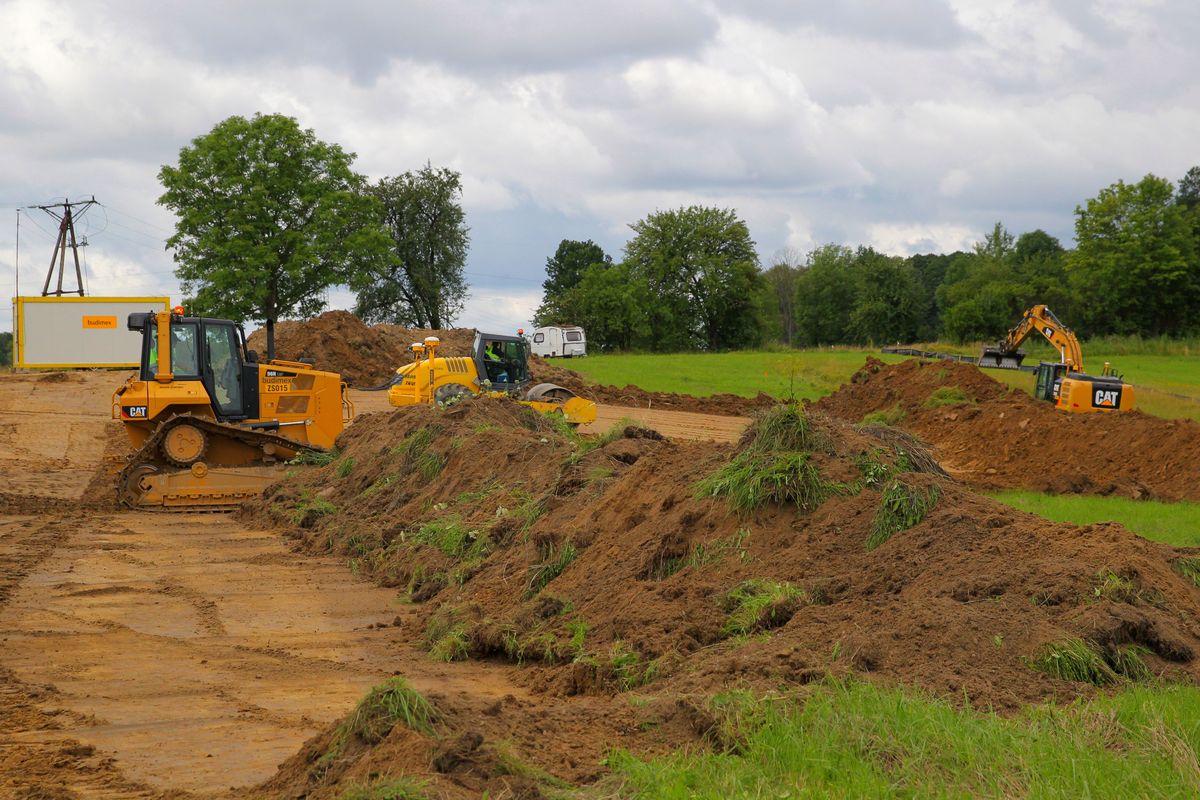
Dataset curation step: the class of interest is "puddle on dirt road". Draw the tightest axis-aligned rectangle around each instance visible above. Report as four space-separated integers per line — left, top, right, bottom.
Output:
0 511 412 794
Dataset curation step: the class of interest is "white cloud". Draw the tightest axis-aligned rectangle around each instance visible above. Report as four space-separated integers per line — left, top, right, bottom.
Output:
3 0 1200 334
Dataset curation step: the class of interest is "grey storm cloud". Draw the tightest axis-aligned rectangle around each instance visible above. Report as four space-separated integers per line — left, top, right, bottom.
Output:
103 0 718 81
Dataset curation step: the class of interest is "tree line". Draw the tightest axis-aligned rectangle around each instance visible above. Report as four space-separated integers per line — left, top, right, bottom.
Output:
156 112 1200 359
535 169 1200 350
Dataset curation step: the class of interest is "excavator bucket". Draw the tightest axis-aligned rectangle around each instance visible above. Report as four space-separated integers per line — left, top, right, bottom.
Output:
978 346 1024 370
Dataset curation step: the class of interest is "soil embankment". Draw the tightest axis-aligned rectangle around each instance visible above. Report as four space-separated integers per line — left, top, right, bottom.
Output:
243 395 1200 797
814 357 1200 502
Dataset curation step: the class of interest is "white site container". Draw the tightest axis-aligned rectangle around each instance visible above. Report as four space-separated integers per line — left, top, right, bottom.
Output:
13 296 170 368
529 325 587 358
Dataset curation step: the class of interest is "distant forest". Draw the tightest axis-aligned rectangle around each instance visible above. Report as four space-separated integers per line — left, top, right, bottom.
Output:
535 169 1200 351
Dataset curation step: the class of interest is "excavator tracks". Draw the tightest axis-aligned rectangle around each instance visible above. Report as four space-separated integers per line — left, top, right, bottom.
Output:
117 414 327 511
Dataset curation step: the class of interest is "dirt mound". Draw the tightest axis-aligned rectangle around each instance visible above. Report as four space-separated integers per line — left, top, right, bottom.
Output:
246 312 478 387
530 356 776 416
813 357 1200 501
243 395 1200 797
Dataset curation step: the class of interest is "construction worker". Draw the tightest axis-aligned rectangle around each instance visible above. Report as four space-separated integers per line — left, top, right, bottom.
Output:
484 341 509 383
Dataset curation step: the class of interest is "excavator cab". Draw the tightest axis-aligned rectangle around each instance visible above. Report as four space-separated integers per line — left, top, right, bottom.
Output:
1033 362 1069 403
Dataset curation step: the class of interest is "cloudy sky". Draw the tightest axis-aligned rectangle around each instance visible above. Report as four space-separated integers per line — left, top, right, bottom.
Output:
2 0 1197 334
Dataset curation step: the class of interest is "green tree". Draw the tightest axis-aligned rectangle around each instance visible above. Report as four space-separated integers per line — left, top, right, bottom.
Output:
1068 174 1199 336
351 165 470 328
533 239 612 327
0 331 11 367
158 113 387 360
562 263 650 351
794 244 856 346
760 249 802 346
848 249 925 344
542 239 611 299
623 206 761 351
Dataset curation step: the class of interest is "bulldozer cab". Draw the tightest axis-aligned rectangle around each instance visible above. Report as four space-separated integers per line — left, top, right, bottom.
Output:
475 333 529 392
131 312 258 422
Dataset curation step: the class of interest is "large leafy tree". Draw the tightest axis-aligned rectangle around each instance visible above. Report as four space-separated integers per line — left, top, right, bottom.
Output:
1068 174 1199 336
848 248 926 344
158 113 387 360
0 331 11 367
564 263 650 351
623 206 761 351
351 165 470 328
533 239 613 327
793 244 856 346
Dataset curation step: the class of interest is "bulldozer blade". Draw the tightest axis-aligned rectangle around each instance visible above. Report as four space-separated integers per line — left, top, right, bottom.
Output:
978 347 1024 370
121 462 294 510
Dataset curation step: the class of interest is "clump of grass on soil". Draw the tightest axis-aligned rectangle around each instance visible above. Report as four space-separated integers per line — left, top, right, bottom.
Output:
923 386 974 408
337 775 428 800
335 456 355 478
314 677 439 782
425 608 470 663
1025 638 1154 686
720 579 817 636
867 480 940 550
289 447 339 466
409 516 490 561
1093 570 1164 607
698 405 837 515
392 425 445 479
1174 557 1200 587
525 541 577 597
603 680 1200 798
861 404 906 426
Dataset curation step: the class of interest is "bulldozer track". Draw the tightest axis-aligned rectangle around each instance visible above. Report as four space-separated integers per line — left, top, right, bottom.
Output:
116 414 327 511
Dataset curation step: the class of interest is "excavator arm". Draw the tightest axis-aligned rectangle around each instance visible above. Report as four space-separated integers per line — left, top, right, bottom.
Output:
977 304 1084 372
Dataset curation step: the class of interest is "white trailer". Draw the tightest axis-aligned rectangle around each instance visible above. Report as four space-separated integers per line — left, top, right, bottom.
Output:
529 325 586 358
13 296 170 368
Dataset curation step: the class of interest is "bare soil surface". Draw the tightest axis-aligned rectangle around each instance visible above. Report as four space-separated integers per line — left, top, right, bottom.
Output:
814 357 1200 501
6 361 1200 799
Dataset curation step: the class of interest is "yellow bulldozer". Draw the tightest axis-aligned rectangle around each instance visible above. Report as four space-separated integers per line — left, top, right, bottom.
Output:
113 307 353 509
387 331 597 424
977 304 1135 413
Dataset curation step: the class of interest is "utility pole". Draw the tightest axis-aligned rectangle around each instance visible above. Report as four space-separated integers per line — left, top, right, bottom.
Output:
34 196 97 297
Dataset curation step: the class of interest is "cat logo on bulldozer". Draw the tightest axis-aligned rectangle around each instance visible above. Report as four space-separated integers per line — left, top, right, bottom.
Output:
1093 389 1121 408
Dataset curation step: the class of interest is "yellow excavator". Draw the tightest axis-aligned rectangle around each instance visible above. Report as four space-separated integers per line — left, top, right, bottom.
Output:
387 331 596 424
113 307 353 509
977 304 1135 413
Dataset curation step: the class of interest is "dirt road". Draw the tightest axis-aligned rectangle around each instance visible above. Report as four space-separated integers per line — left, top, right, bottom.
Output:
0 373 541 797
0 371 710 797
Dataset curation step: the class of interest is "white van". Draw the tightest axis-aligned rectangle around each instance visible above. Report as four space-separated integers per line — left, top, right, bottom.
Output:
529 325 587 358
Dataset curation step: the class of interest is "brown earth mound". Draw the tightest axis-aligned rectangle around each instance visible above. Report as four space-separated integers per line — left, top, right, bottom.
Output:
813 357 1200 501
246 311 477 387
243 396 1200 797
248 310 775 414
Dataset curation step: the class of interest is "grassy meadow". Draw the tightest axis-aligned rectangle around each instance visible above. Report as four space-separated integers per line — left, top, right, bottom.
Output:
566 341 1200 421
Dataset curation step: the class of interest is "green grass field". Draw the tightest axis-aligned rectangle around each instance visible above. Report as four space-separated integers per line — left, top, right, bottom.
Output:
566 345 1200 420
605 680 1200 799
989 492 1200 548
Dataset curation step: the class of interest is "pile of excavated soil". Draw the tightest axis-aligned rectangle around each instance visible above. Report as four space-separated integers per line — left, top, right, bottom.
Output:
247 311 407 386
243 396 1200 797
249 310 776 413
246 311 478 387
814 357 1200 502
